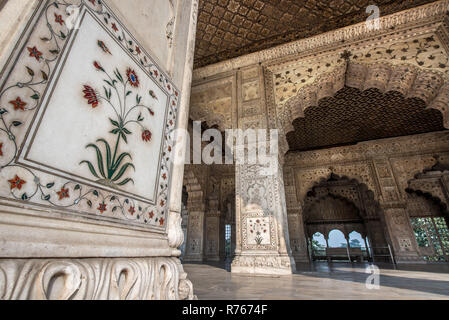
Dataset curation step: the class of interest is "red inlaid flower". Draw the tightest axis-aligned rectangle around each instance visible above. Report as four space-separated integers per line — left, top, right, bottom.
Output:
97 203 107 214
142 130 152 142
57 187 69 200
149 211 154 219
162 173 167 180
168 146 172 152
175 91 178 97
128 206 136 215
8 175 26 190
111 23 118 32
136 46 141 54
54 13 64 26
0 143 3 156
159 218 165 226
97 40 111 55
9 97 27 111
126 68 139 87
160 200 165 207
93 61 104 71
27 46 43 61
89 0 96 5
83 85 99 108
169 120 174 126
153 70 159 77
167 84 171 91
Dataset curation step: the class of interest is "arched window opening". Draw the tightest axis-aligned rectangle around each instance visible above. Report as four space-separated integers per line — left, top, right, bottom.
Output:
328 230 347 248
348 231 365 248
310 233 327 259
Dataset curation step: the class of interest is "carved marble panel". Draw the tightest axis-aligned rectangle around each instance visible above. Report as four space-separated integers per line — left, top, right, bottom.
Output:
0 1 180 229
242 80 260 102
246 217 270 246
190 79 233 130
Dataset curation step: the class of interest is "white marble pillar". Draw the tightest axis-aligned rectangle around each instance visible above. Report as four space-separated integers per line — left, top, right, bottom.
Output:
232 158 296 275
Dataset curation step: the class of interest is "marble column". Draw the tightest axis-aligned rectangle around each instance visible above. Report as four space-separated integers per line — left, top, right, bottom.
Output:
183 209 205 262
381 203 422 263
284 167 309 263
372 159 422 263
232 158 296 275
228 65 295 275
0 0 199 300
204 197 221 261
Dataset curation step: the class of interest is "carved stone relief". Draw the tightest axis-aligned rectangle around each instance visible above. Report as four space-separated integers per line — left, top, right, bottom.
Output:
190 80 233 130
242 80 260 102
0 257 196 300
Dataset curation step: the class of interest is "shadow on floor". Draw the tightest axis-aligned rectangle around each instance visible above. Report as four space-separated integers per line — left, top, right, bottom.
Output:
295 262 449 297
182 259 232 271
184 260 449 298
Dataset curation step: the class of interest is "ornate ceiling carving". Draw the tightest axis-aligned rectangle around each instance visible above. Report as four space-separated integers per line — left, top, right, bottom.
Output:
286 86 445 152
194 0 438 68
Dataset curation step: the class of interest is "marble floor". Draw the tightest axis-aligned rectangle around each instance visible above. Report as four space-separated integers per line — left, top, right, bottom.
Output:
183 261 449 300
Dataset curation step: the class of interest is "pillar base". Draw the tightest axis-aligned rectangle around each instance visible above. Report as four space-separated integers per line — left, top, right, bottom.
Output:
231 254 295 275
0 257 196 300
293 253 310 264
394 254 425 264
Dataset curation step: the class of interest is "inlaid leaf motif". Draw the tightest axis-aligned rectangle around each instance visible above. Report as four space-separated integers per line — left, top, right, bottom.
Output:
79 41 155 188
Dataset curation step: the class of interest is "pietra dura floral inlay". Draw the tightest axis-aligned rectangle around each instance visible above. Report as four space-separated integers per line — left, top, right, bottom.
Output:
0 1 180 229
79 59 157 189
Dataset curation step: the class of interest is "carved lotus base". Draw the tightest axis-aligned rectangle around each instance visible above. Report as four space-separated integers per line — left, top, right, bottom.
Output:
0 257 196 300
231 255 295 275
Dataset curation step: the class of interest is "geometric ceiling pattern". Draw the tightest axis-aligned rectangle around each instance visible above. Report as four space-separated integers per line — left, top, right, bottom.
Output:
286 87 446 152
194 0 438 68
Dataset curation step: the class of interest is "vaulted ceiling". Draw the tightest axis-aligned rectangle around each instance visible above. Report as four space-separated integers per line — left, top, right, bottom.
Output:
286 87 445 152
194 0 438 68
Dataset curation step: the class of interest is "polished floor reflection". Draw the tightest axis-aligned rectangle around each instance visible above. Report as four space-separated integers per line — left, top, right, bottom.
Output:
183 261 449 300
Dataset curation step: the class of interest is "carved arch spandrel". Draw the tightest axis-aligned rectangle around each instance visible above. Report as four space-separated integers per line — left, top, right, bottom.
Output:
404 155 449 211
278 61 449 136
302 174 380 219
295 166 379 206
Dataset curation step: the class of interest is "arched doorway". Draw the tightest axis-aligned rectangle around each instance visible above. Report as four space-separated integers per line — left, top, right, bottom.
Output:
280 58 448 265
303 174 389 263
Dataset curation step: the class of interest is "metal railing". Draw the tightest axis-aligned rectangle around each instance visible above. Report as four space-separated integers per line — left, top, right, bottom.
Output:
309 245 396 265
